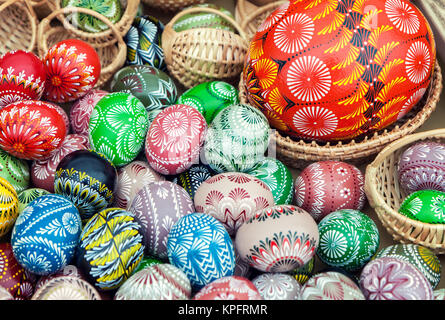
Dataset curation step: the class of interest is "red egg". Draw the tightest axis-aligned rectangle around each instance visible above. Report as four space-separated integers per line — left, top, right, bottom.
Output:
43 39 101 103
145 104 207 175
70 89 108 136
193 276 262 300
0 50 46 109
294 161 366 221
0 100 67 160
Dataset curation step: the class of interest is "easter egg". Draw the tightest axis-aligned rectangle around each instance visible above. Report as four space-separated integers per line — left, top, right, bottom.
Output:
147 109 162 127
110 65 177 112
77 208 145 290
234 245 251 278
43 39 101 103
177 81 239 124
61 0 123 33
399 190 445 223
235 205 319 273
167 212 235 289
32 276 101 300
11 194 82 275
434 289 445 300
360 257 433 300
243 0 436 141
172 164 214 201
0 50 46 108
34 264 86 293
374 243 441 289
17 188 50 214
54 149 117 221
294 161 366 221
114 264 191 300
134 255 163 273
70 89 109 136
128 181 195 259
0 287 13 300
0 100 67 160
0 148 29 193
145 104 207 175
204 103 270 173
89 91 149 167
252 273 302 300
124 15 166 70
194 172 275 235
0 177 18 237
300 271 365 300
317 209 380 272
0 242 36 300
246 157 293 205
288 256 315 285
398 141 445 194
114 160 165 210
31 134 90 193
173 3 236 33
193 276 262 300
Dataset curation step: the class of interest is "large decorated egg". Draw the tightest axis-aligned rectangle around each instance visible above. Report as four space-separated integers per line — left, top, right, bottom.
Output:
114 264 191 300
114 160 165 210
145 104 207 175
0 50 46 108
360 257 433 300
177 81 239 124
0 148 29 193
193 276 262 300
32 276 101 300
243 0 436 141
246 157 293 205
252 273 301 300
43 39 101 103
398 141 445 194
89 91 149 167
399 190 445 223
110 65 177 112
235 205 319 273
0 177 18 237
31 134 90 193
17 188 50 214
34 264 86 293
300 271 365 300
11 194 82 275
129 181 195 259
124 15 166 70
204 103 270 173
54 149 117 221
373 243 441 289
194 172 275 235
317 209 380 272
0 242 36 300
172 164 214 201
167 212 235 289
294 161 366 221
77 208 145 291
70 89 109 136
0 100 67 160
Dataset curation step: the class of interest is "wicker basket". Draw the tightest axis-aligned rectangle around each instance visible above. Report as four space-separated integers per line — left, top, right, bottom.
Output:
142 0 205 12
162 6 249 89
235 0 284 26
37 6 127 88
0 0 38 55
52 0 140 47
365 129 445 254
239 61 443 169
28 0 55 19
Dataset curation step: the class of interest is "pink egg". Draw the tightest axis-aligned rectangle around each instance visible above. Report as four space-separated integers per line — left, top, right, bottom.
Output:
70 89 108 136
193 276 262 300
294 161 366 221
145 104 207 175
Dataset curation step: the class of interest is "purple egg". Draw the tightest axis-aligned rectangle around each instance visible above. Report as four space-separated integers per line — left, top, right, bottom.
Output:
398 141 445 194
128 181 195 259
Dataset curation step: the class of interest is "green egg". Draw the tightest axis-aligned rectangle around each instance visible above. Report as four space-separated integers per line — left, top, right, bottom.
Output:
399 190 445 224
0 148 29 193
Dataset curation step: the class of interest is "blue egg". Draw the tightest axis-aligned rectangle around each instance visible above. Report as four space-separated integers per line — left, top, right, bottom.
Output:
11 194 82 276
167 212 235 289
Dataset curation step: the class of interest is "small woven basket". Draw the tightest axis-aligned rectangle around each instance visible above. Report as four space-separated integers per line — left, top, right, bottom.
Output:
162 6 249 89
37 6 127 88
52 0 140 47
235 0 284 25
142 0 205 12
0 0 38 55
239 61 443 169
28 0 55 19
365 129 445 255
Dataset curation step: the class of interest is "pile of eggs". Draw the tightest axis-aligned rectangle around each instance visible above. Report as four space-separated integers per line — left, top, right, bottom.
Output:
0 0 442 301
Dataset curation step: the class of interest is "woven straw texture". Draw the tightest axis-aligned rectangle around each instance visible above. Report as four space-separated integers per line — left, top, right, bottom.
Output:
142 0 205 11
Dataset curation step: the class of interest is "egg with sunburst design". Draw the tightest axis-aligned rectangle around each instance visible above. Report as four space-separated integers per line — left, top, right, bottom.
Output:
243 0 436 141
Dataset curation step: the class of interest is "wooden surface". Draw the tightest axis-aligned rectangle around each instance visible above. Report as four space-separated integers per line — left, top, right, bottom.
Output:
148 0 445 287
